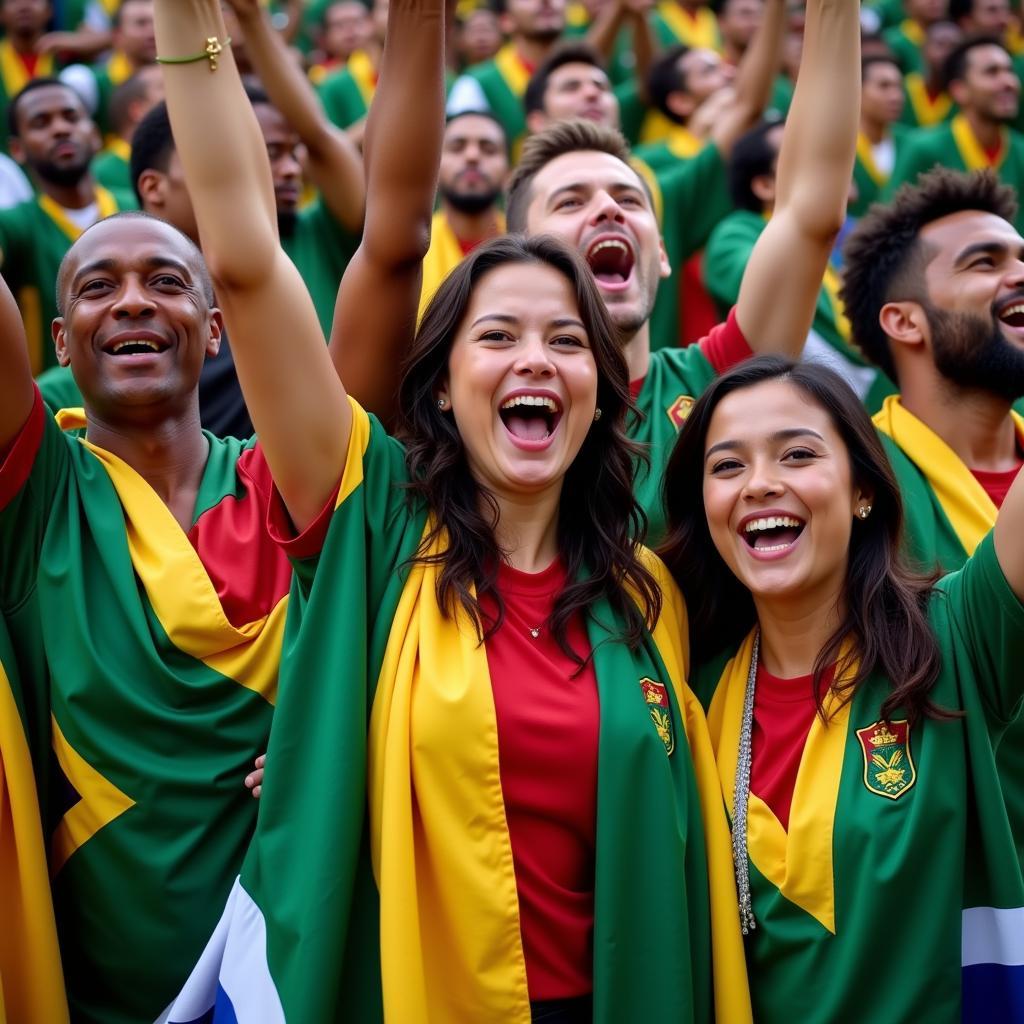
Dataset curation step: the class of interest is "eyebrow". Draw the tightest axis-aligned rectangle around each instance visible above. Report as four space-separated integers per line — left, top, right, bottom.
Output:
704 427 826 461
470 313 586 330
953 239 1024 265
546 180 644 205
71 255 193 287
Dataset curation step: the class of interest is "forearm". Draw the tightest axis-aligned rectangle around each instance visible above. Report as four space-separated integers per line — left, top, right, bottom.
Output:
229 1 365 230
0 272 36 449
772 0 860 232
154 0 277 288
629 8 657 89
586 2 628 61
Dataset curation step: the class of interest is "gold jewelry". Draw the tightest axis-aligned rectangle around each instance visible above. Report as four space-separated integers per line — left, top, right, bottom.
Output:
857 504 872 520
156 36 231 72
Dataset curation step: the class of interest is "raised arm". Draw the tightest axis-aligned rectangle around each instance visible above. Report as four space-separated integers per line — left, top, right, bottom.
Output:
995 462 1024 601
735 0 859 355
0 271 35 450
155 0 349 531
224 0 366 233
328 0 448 425
708 0 785 157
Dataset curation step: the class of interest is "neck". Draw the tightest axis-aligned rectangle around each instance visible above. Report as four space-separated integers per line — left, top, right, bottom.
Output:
8 31 42 54
900 381 1020 470
754 584 845 678
84 400 208 529
512 36 552 68
36 174 96 209
964 107 1002 150
722 40 744 66
440 200 501 246
489 485 562 573
859 114 889 145
621 319 652 383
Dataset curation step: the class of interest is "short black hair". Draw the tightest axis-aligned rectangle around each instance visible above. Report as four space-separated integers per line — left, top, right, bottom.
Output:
130 100 174 205
647 45 689 121
840 167 1018 382
523 42 606 117
942 33 1010 91
948 0 976 26
444 108 510 154
861 53 902 80
7 77 84 140
55 210 216 314
726 117 784 212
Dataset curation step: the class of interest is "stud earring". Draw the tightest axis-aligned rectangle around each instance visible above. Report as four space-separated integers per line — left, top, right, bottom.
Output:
593 408 602 422
857 504 872 520
437 398 447 410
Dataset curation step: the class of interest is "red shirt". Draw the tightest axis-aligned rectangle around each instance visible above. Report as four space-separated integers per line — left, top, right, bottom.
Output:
971 464 1022 508
481 559 599 1001
750 663 835 831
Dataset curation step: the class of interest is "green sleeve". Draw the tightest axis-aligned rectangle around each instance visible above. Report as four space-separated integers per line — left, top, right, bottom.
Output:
0 202 30 269
702 214 757 315
0 394 71 612
658 143 733 264
319 70 367 130
615 79 646 146
935 531 1024 726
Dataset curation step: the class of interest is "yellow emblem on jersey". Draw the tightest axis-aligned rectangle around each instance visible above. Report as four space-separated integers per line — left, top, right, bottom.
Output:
666 395 695 429
640 677 674 755
855 719 917 800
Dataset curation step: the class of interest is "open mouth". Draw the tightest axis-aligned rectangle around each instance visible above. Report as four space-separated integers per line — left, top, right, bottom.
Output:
740 514 806 553
102 337 169 357
586 237 635 289
998 301 1024 331
499 393 563 443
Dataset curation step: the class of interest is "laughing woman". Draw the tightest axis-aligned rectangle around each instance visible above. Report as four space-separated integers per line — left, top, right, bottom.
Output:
660 356 1024 1024
155 0 749 1020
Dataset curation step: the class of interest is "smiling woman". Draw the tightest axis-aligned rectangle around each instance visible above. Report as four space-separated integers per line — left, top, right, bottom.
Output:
660 356 1024 1023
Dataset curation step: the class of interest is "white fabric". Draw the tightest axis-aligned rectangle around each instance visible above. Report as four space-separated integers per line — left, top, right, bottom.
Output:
962 906 1024 967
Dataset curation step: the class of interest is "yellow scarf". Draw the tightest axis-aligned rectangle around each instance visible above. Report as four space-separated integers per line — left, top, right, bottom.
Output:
364 509 751 1021
657 1 721 50
903 73 952 128
54 410 285 702
494 42 532 96
105 50 134 87
951 112 1008 171
855 130 889 187
0 39 53 101
38 187 120 244
873 395 1024 554
705 631 856 935
0 663 69 1023
899 18 925 47
347 49 377 106
419 209 505 321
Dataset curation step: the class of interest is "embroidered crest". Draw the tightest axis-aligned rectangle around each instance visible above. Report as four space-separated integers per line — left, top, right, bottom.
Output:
640 677 674 755
855 720 916 800
666 395 695 429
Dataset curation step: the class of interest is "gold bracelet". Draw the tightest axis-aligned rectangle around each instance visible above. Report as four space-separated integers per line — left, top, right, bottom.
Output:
155 35 231 72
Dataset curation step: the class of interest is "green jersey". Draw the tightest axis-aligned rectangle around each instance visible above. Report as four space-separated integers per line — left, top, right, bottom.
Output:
318 49 376 129
37 364 84 412
0 40 57 151
91 139 137 205
886 115 1024 233
280 199 359 337
702 209 896 413
899 72 955 130
850 125 909 218
634 310 749 542
460 43 532 155
640 142 735 353
0 188 122 375
883 19 926 74
0 392 293 1022
694 534 1024 1022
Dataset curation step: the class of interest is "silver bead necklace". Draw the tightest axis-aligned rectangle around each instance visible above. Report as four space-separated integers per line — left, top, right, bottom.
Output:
732 629 759 936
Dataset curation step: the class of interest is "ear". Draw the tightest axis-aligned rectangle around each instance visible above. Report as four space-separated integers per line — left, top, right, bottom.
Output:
7 137 26 167
136 169 164 211
666 90 696 121
751 173 776 206
434 377 451 409
878 300 928 353
658 234 672 279
948 79 969 108
206 308 224 358
852 484 875 520
526 109 549 136
52 317 71 367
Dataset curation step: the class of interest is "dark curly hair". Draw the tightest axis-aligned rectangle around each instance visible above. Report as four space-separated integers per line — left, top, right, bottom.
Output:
840 167 1017 383
659 356 951 727
397 233 661 664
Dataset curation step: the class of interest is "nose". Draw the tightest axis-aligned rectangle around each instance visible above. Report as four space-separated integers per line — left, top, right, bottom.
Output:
513 333 556 377
588 188 625 226
112 276 156 319
742 456 783 501
276 151 302 182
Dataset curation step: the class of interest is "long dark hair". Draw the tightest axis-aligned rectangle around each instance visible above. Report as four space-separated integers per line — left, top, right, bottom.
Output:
659 357 948 726
398 234 661 662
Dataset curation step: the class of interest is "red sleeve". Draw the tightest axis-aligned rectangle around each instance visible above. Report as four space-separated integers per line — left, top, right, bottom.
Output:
0 386 45 512
696 306 752 375
265 476 341 561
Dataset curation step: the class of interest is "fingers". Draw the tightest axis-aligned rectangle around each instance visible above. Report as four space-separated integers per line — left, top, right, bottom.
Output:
244 753 266 798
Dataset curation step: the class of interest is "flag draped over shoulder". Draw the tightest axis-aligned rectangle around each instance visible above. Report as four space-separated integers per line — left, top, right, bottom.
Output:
163 402 751 1024
0 619 68 1024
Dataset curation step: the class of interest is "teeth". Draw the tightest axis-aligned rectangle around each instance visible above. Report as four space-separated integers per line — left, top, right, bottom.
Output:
110 338 160 353
500 395 558 412
1002 303 1024 319
743 515 803 534
589 239 629 256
